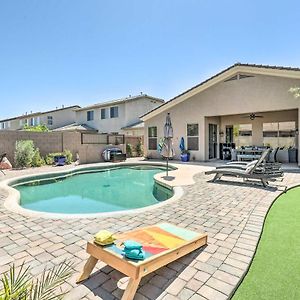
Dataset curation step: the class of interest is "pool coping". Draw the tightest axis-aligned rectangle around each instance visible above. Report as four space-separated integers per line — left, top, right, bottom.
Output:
0 161 188 219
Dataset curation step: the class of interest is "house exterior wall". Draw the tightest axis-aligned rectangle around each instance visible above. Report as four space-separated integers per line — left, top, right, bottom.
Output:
144 74 300 161
76 97 162 134
37 108 77 130
0 107 77 131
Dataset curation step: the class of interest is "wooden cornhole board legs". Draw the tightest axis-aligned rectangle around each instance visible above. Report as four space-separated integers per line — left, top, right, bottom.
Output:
77 223 207 300
77 255 141 300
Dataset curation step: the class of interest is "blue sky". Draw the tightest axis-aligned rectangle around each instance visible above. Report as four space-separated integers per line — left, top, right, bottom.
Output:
1 0 300 119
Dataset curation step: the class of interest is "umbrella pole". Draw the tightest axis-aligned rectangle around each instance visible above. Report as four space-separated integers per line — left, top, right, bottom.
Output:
166 157 169 177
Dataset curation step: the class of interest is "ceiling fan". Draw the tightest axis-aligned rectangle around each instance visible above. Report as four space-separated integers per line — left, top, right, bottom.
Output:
241 113 264 120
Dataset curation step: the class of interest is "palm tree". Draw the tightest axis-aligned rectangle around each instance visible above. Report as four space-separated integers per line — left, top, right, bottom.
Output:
0 261 73 300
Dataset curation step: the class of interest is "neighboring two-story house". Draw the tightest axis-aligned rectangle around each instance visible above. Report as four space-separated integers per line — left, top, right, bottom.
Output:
0 105 80 130
75 94 164 135
0 94 164 137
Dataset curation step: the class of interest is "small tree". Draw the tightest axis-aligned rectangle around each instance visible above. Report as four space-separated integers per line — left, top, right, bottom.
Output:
14 140 35 168
31 148 45 167
126 143 133 157
289 87 300 98
136 138 143 157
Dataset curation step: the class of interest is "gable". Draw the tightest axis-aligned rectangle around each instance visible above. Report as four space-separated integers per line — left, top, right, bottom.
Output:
141 64 300 121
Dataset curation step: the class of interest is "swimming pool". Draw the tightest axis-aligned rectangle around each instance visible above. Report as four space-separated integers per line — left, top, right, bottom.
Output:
13 166 173 214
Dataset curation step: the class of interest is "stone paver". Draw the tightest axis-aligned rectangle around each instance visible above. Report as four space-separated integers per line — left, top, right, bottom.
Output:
0 161 299 299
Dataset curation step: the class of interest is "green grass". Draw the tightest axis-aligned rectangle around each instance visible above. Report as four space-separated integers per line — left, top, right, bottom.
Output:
232 186 300 300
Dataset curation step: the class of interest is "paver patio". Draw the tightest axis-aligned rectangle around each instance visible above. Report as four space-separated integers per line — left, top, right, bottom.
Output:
0 161 299 299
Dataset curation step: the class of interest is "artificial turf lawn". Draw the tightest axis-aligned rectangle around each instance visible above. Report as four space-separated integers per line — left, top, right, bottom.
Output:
233 186 300 300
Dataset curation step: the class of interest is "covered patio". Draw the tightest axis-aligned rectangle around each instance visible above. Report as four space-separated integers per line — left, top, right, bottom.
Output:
205 109 298 163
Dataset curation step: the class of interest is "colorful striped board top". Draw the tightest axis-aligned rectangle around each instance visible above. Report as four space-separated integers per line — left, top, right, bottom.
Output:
102 223 202 262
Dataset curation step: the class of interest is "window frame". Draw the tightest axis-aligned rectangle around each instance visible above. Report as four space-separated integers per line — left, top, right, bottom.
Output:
101 108 107 120
263 121 296 148
110 106 119 118
47 115 53 126
187 123 199 151
86 110 94 121
148 126 158 150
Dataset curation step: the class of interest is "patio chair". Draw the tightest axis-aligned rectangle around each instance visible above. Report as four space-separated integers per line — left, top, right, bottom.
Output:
205 149 283 187
218 150 282 174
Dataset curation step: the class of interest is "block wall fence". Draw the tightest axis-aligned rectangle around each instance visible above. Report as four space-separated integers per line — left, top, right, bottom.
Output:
0 131 126 166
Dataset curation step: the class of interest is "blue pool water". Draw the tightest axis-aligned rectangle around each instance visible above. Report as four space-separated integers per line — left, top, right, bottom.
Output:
14 166 173 214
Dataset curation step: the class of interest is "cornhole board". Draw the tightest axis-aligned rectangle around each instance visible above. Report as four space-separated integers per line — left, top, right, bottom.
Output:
77 223 207 300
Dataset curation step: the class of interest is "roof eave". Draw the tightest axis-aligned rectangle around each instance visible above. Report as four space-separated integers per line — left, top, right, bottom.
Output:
141 64 300 121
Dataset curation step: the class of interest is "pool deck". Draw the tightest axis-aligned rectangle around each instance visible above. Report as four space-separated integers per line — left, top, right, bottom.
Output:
0 159 300 299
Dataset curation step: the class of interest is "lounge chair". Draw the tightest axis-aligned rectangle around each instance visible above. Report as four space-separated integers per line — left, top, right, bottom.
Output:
217 154 283 175
205 149 283 187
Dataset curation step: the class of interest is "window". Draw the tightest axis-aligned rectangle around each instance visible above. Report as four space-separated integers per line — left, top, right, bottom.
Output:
148 126 157 150
110 106 118 118
263 122 296 148
187 124 199 150
0 122 4 129
87 111 94 121
30 118 34 126
101 108 108 119
47 116 53 125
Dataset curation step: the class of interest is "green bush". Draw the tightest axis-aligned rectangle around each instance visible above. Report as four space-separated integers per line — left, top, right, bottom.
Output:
136 139 143 156
23 124 49 132
31 148 45 167
63 149 73 164
14 140 35 168
126 143 133 157
45 150 73 165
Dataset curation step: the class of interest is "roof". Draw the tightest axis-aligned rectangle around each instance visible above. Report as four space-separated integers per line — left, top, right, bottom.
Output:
121 120 144 130
141 63 300 121
0 105 80 123
76 94 164 112
52 123 98 132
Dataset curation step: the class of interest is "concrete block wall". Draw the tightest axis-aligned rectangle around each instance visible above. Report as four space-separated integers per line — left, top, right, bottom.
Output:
0 131 125 166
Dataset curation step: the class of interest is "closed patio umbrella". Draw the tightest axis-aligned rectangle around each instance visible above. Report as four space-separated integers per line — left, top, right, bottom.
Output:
161 113 175 176
179 137 185 152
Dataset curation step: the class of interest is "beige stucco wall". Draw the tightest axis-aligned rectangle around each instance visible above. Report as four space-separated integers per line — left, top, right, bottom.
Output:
0 107 77 131
144 74 300 161
38 108 77 130
76 97 163 133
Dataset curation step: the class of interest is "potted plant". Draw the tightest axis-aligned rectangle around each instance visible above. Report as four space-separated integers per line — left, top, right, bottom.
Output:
180 149 190 162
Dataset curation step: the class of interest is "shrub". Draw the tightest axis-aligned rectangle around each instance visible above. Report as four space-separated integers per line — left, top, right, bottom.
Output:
63 149 73 164
14 140 35 168
45 150 73 165
31 148 45 167
136 139 143 156
23 124 49 132
126 143 133 157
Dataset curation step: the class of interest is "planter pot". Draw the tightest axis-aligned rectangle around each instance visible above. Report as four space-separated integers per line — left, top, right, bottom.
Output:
180 153 190 162
54 155 66 166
